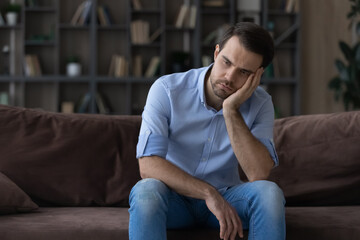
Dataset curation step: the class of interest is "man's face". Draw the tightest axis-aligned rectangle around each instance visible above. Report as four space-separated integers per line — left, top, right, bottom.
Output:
209 36 263 100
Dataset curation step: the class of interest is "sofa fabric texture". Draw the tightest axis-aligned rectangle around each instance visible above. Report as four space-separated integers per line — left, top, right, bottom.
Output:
0 104 359 240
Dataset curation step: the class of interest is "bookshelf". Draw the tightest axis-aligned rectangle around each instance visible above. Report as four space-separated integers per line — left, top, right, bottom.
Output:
0 0 301 116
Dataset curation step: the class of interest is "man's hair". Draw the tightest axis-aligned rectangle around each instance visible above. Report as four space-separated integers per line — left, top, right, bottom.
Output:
218 22 274 68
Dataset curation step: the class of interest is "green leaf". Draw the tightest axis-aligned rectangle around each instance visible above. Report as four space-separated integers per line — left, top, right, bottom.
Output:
328 76 341 90
335 59 349 81
339 41 353 61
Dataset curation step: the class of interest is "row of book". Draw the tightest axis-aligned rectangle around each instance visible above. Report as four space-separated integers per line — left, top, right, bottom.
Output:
61 92 111 114
71 1 113 26
108 55 160 78
174 4 197 29
130 20 162 44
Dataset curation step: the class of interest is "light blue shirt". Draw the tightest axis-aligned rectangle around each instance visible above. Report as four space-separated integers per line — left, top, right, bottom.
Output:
137 65 278 192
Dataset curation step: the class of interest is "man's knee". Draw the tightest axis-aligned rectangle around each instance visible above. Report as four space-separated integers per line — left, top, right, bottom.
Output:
129 178 170 211
249 180 285 216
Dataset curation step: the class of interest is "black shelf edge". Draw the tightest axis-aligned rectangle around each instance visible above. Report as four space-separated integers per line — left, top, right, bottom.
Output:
97 25 128 31
59 24 91 30
25 40 56 46
131 9 161 14
0 24 22 30
25 7 57 13
261 77 298 84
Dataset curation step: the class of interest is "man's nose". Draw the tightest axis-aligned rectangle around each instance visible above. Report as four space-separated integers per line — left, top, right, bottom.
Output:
225 68 236 83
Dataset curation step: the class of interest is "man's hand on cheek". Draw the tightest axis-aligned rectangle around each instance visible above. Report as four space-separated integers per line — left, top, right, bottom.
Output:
223 67 264 111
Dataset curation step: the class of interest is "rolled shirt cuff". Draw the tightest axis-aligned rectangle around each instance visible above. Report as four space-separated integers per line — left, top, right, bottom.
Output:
136 130 169 159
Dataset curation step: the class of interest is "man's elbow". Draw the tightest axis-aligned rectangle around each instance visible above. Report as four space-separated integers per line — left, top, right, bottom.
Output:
248 172 270 182
138 157 150 179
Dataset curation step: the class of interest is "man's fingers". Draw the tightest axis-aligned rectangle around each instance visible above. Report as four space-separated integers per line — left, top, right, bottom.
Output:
219 219 226 239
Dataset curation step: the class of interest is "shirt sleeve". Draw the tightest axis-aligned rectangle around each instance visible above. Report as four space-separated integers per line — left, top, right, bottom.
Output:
136 79 171 159
250 96 279 166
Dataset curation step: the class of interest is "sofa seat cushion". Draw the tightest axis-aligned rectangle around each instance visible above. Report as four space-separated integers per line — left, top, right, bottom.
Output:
0 172 38 215
0 207 247 240
286 206 360 240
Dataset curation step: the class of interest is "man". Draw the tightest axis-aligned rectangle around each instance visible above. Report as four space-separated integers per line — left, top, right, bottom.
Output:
129 22 285 240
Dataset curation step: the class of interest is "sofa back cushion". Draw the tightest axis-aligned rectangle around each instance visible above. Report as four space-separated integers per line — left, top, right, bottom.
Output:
0 105 141 207
269 111 360 206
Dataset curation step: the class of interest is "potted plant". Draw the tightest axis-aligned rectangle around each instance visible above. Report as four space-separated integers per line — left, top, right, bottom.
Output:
66 56 82 77
5 2 21 26
328 0 360 110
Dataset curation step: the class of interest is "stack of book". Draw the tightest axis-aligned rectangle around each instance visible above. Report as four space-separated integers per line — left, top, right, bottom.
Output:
131 20 150 44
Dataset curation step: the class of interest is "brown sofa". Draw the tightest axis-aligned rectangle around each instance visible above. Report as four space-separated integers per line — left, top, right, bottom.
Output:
0 104 359 240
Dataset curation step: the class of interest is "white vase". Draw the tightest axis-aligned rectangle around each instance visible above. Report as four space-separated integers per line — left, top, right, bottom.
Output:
6 12 17 26
66 63 81 77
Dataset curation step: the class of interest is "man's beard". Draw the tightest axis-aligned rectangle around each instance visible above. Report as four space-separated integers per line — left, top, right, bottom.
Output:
210 77 232 100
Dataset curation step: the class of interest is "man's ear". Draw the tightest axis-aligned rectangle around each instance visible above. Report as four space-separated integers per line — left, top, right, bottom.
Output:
214 44 220 61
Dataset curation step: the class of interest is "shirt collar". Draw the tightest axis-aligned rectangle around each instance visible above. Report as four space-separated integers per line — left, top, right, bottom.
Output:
198 64 213 105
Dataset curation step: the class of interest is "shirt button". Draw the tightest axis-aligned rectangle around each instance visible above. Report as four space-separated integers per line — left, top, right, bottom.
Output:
208 138 211 142
146 130 151 135
201 158 206 162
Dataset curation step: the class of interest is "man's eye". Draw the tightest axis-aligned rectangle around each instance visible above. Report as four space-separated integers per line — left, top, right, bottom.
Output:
240 70 249 76
224 60 231 66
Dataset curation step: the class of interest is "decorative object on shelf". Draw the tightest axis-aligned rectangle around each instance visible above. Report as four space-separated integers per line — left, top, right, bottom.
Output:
5 2 21 26
329 0 360 110
66 56 82 77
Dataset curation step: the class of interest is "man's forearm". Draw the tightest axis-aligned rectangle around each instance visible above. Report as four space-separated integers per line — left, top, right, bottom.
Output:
139 156 218 200
223 107 273 182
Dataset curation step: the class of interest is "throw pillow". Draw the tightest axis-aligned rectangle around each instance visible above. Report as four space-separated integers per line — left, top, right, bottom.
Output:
0 172 38 214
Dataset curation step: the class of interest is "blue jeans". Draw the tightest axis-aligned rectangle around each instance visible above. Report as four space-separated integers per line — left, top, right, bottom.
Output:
129 178 285 240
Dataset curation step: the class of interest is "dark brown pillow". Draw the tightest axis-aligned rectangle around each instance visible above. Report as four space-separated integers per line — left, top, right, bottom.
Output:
0 105 141 207
0 172 38 214
270 111 360 206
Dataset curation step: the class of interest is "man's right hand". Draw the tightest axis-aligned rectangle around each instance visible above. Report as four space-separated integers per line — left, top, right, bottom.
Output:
205 190 243 240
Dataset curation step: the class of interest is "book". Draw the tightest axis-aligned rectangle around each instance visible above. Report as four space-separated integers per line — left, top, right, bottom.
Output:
203 0 225 7
95 93 111 114
0 92 9 105
78 0 92 25
77 92 91 113
237 0 261 12
132 0 142 10
61 101 74 113
133 55 143 77
131 20 150 44
145 56 160 77
285 0 296 13
188 5 197 29
108 55 128 77
24 55 42 77
175 4 189 28
71 1 87 25
149 27 162 43
97 6 107 26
